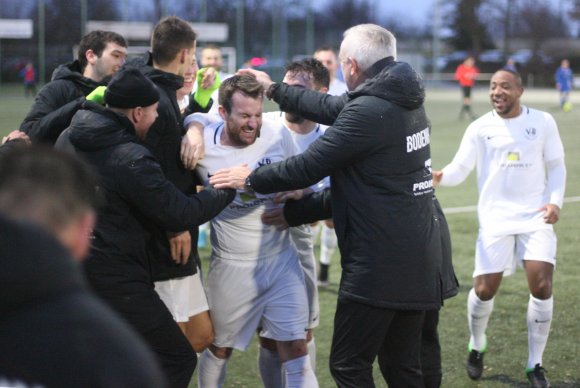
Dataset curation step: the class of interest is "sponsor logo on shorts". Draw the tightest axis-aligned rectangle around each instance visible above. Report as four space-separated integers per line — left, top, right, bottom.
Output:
406 127 430 153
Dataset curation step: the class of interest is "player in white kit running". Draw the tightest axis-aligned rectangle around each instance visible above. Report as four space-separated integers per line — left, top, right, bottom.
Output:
434 69 566 388
193 75 319 388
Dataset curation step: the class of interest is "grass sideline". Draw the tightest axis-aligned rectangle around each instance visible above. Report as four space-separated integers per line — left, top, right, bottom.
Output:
1 83 579 387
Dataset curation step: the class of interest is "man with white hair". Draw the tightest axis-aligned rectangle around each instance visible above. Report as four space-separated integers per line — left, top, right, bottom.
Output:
210 24 443 387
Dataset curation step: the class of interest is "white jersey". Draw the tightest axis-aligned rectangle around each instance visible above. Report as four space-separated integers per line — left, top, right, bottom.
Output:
328 78 348 96
442 106 565 235
196 119 299 261
263 111 329 191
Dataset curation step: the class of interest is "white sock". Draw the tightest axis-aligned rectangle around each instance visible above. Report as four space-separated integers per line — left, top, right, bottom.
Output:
307 338 316 371
527 295 553 369
258 346 283 388
320 224 337 266
198 348 228 388
467 288 494 351
282 355 319 388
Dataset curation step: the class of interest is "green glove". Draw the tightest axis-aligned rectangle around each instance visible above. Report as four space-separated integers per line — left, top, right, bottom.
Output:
193 68 221 109
86 86 107 105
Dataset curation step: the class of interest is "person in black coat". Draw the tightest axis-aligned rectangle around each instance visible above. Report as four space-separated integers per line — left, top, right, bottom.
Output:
0 147 167 388
20 30 127 144
275 189 458 388
55 68 235 388
210 24 443 387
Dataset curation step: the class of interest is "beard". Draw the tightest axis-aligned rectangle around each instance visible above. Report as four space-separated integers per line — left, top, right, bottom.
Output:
225 118 260 147
285 111 305 124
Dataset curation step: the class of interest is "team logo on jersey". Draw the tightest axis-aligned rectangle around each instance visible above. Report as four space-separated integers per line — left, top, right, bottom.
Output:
524 127 537 140
257 158 272 167
507 152 520 161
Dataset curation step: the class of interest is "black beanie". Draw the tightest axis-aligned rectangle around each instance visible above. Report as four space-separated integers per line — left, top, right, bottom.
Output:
104 67 160 109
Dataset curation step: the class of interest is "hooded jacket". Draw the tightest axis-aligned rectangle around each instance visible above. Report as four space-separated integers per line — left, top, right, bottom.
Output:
56 102 234 326
248 57 443 310
20 60 101 144
0 215 167 388
127 53 206 280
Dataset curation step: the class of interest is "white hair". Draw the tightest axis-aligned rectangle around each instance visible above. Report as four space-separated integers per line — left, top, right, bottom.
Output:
340 24 397 72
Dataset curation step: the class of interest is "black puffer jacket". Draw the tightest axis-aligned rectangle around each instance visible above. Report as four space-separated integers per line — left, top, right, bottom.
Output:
20 61 100 144
57 103 234 312
127 54 204 280
284 191 459 301
249 57 443 310
0 215 167 388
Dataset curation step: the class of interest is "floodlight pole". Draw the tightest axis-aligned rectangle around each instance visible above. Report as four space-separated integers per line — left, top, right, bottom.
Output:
38 0 45 84
80 0 87 37
306 0 314 55
431 0 441 83
236 0 245 68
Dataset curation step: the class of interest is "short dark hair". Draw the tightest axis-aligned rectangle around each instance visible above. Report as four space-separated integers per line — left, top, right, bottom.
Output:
0 146 98 232
78 30 127 71
285 58 330 89
151 16 197 66
496 68 523 87
218 75 264 114
314 46 337 56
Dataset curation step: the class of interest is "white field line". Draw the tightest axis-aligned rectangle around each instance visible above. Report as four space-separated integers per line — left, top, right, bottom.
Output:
443 196 580 214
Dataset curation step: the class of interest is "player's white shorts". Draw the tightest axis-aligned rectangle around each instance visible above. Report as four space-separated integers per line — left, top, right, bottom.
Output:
290 224 320 329
206 246 308 351
154 267 209 323
474 229 557 277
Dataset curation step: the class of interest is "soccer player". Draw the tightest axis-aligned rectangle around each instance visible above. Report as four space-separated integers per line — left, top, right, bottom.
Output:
555 59 573 111
433 69 566 388
20 30 127 144
314 47 348 96
259 58 330 386
194 75 318 388
454 56 479 120
128 16 220 356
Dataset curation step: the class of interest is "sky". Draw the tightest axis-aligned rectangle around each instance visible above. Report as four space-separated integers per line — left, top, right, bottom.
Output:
378 0 567 26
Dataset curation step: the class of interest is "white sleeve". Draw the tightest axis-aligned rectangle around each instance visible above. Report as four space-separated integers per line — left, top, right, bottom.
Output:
542 113 565 162
439 125 477 186
546 157 566 208
183 111 220 129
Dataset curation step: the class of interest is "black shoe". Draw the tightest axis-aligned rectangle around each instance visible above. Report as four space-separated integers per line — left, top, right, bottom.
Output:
318 263 329 286
466 349 484 380
526 364 550 388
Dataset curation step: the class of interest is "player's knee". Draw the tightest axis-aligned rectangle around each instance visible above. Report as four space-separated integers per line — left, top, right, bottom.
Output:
209 344 232 359
531 278 553 299
473 284 495 301
278 339 308 359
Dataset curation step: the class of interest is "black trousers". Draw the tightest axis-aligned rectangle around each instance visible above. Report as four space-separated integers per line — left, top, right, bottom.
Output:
420 310 442 388
93 286 196 388
329 299 425 388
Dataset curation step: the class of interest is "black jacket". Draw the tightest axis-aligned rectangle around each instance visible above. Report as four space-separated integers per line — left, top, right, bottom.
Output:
20 60 101 144
249 57 443 310
284 191 459 301
0 215 167 388
128 54 205 280
56 103 234 310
